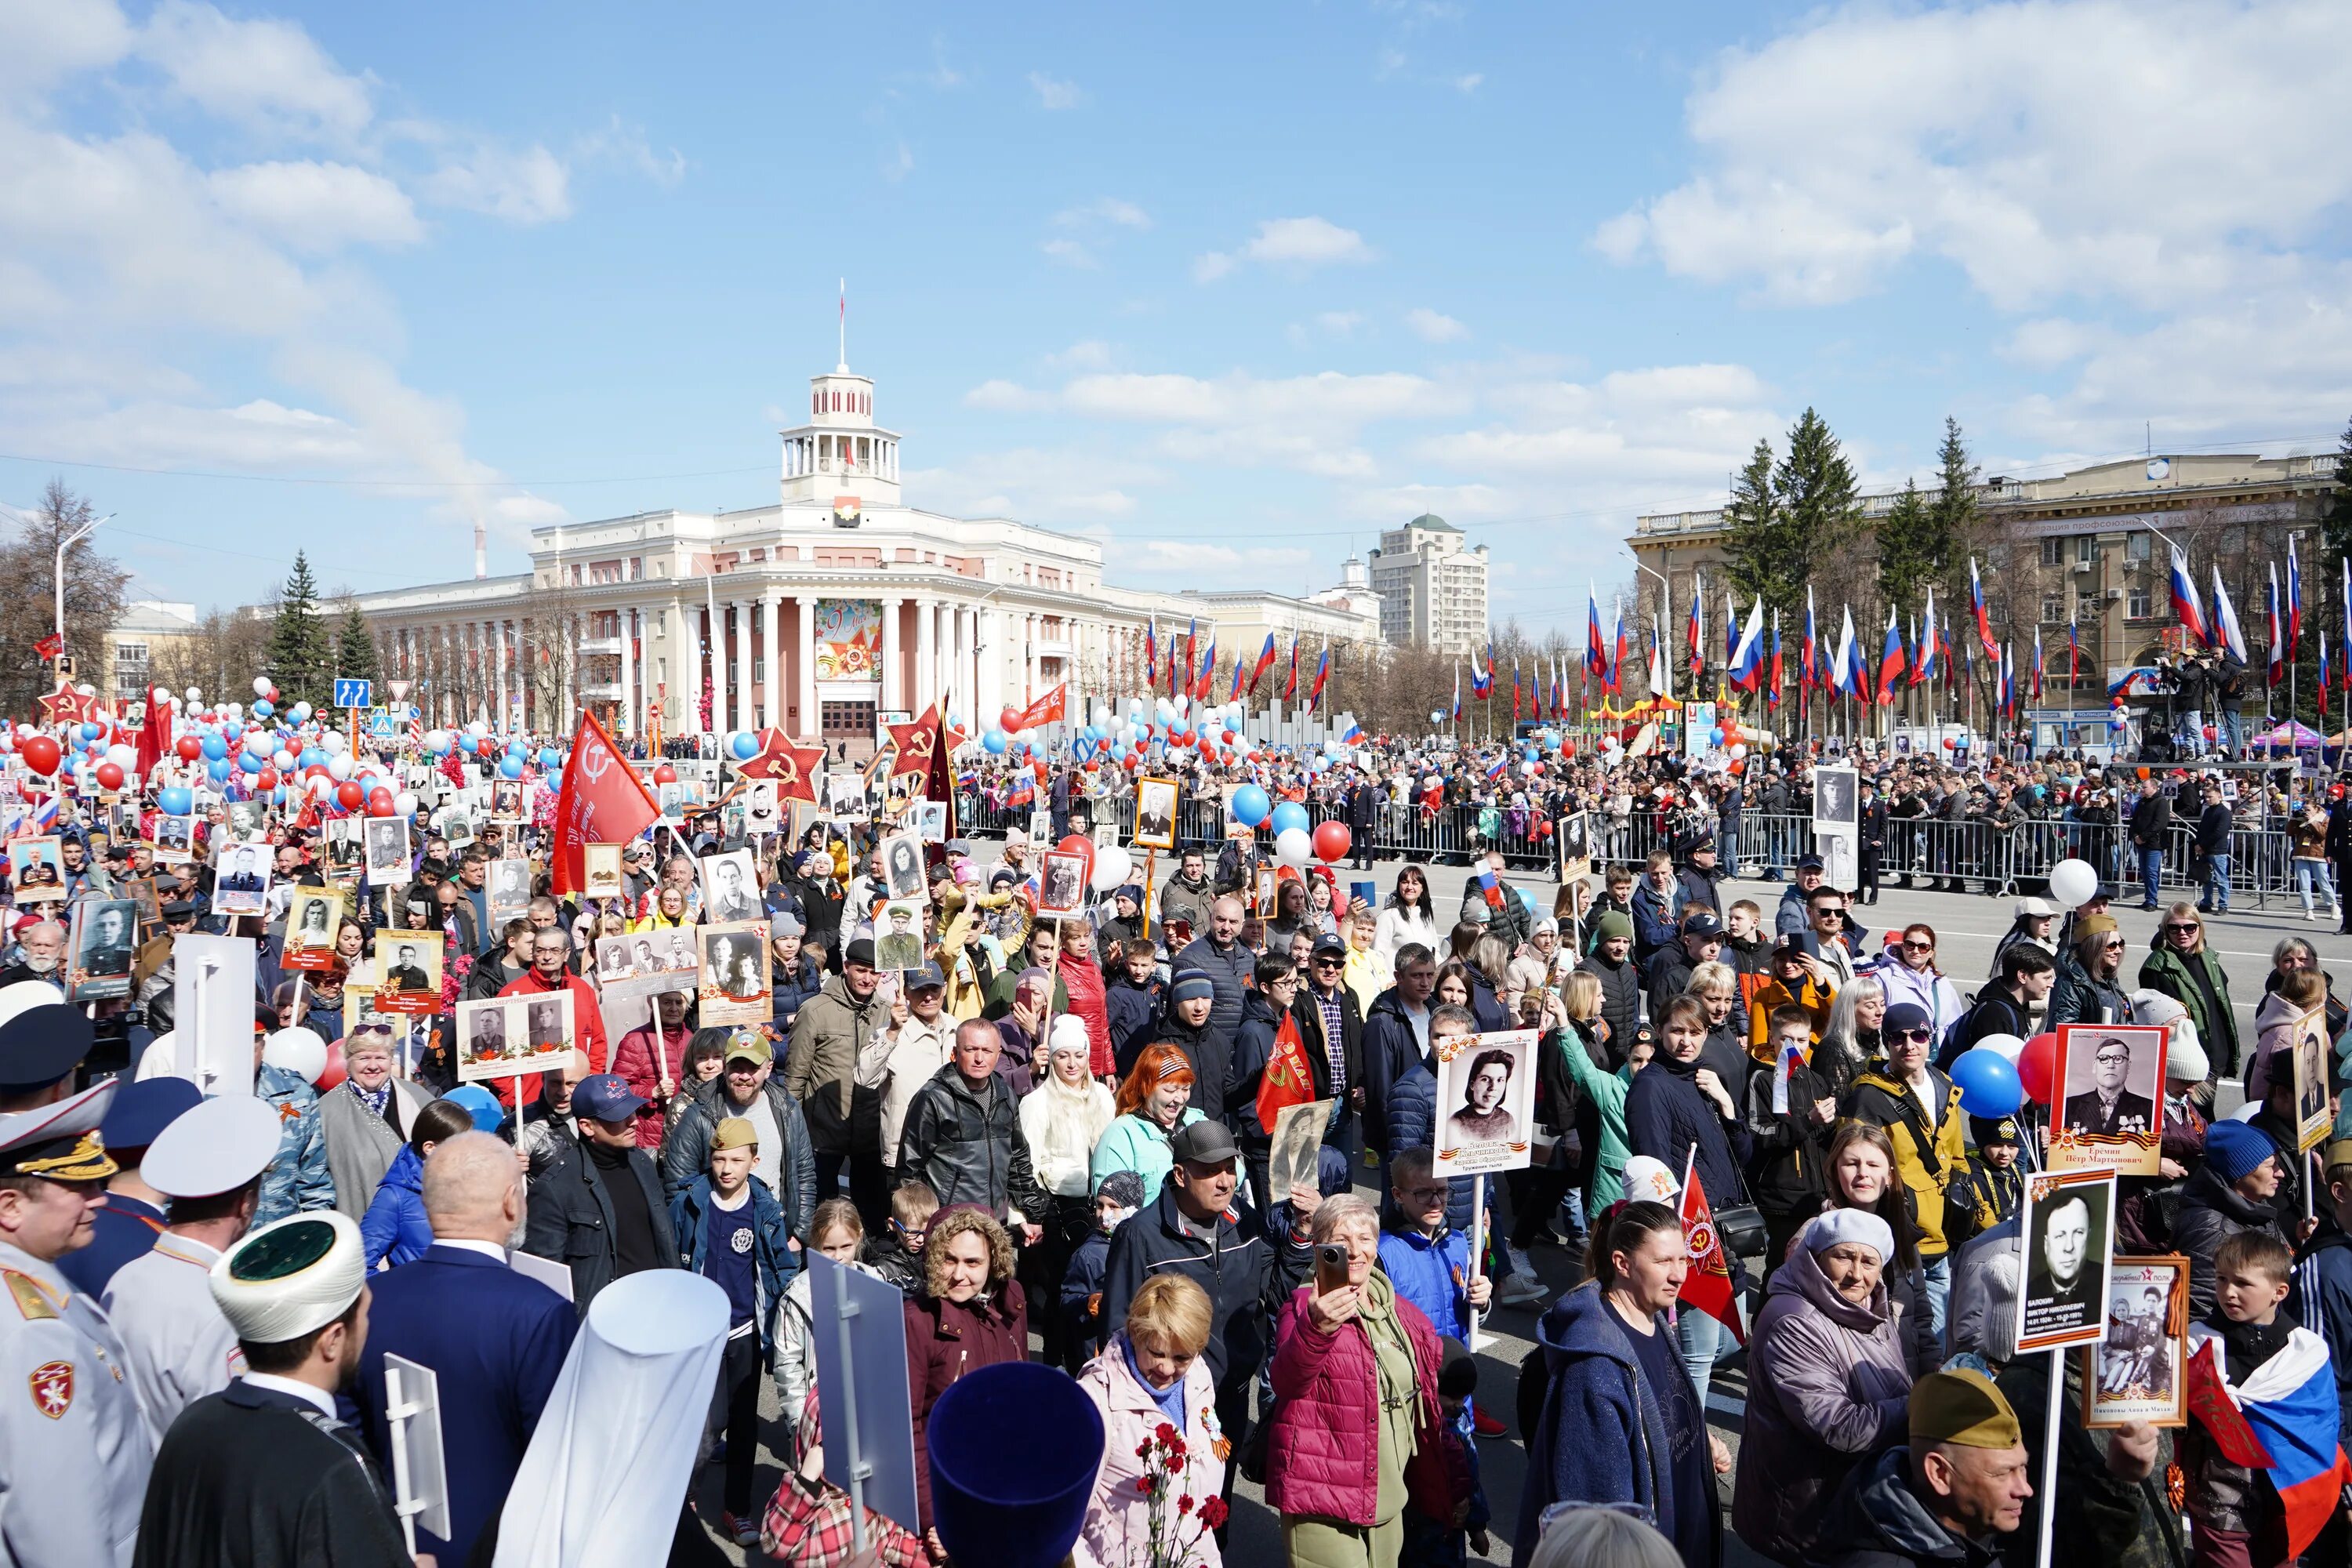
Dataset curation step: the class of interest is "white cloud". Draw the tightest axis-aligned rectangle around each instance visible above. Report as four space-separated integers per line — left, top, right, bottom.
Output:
140 0 375 143
1316 311 1364 336
1452 73 1483 93
882 140 914 182
1054 197 1149 230
415 140 571 223
1405 307 1466 343
906 446 1165 524
572 116 687 187
1131 540 1310 574
1044 339 1117 371
0 0 133 93
1028 71 1083 110
1041 237 1095 268
1598 0 2352 311
1243 216 1374 267
209 159 422 251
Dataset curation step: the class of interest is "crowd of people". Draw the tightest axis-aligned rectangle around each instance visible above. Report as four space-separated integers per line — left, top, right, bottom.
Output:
1 722 2349 1568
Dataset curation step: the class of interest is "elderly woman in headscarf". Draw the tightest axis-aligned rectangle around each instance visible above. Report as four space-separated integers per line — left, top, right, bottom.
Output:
1266 1192 1447 1568
1733 1209 1913 1566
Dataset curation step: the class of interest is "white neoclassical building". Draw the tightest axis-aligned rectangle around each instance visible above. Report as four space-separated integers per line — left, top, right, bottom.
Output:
354 354 1380 751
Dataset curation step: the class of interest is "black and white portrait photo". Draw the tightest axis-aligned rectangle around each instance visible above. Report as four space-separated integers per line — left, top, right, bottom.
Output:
488 858 532 927
152 813 197 863
6 838 63 902
906 799 948 844
323 816 362 876
695 922 770 1025
1036 850 1088 918
376 940 441 1007
744 781 780 838
282 889 344 970
2289 1005 2332 1152
699 849 763 924
581 843 622 900
454 994 575 1083
1813 767 1858 829
2053 1025 2166 1176
2015 1168 2117 1352
2085 1257 2188 1428
69 900 138 1001
1556 811 1593 880
1133 778 1180 852
364 817 412 884
213 844 270 917
223 799 267 845
880 832 927 902
822 771 868 822
1432 1029 1537 1176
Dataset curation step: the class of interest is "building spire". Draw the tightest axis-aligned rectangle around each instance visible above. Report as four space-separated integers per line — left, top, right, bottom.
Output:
837 278 848 373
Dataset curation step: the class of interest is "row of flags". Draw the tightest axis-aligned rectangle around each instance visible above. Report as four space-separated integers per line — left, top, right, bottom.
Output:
1141 617 1331 713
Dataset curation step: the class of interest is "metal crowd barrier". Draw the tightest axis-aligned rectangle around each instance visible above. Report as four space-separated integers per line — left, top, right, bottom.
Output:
949 793 2294 905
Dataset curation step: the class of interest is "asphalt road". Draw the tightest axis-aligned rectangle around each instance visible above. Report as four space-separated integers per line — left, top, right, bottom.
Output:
690 855 2327 1563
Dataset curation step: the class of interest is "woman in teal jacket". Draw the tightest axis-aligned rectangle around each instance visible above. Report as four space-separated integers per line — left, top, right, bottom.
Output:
1088 1041 1205 1200
1546 975 1641 1212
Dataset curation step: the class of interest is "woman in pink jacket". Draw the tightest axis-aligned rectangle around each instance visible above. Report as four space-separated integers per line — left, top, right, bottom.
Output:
1073 1274 1227 1568
1267 1192 1449 1568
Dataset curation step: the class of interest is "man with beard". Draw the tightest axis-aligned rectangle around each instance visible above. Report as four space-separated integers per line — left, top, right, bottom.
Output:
133 1211 411 1568
354 1132 576 1566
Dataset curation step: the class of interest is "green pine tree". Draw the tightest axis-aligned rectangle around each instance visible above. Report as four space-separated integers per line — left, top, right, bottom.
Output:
2323 416 2352 588
1720 438 1784 619
265 551 332 710
1927 415 1980 585
334 604 379 694
1773 408 1864 591
1875 480 1934 611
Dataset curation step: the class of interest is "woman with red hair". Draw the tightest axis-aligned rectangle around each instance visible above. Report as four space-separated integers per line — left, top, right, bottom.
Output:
1088 1040 1207 1199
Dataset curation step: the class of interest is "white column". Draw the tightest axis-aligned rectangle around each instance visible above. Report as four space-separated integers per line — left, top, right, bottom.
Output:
960 606 978 721
732 601 755 733
914 597 936 711
761 594 782 729
880 597 902 711
797 595 818 737
677 598 696 735
1025 612 1041 701
617 606 637 736
705 600 726 736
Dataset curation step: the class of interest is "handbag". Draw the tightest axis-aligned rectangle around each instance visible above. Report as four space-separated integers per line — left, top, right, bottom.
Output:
1714 1200 1769 1261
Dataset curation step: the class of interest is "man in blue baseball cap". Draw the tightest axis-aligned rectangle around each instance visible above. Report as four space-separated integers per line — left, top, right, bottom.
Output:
58 1076 201 1297
519 1073 676 1312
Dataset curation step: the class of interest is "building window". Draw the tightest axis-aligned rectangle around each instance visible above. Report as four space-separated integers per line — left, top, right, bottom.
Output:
2041 593 2064 623
2126 532 2151 561
2076 535 2096 564
2128 587 2152 619
2076 590 2100 621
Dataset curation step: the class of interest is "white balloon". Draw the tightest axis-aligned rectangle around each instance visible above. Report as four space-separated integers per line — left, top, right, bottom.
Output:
252 677 272 697
104 742 136 769
1091 845 1134 891
321 731 347 754
184 687 202 702
395 792 419 817
261 1026 325 1084
1275 827 1313 867
425 730 449 752
326 754 354 781
2046 857 2099 909
75 683 95 698
1973 1033 2026 1063
307 775 334 799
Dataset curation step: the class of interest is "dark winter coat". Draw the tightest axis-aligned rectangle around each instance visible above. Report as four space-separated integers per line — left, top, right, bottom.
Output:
1095 1185 1309 1393
895 1064 1051 1224
905 1283 1029 1530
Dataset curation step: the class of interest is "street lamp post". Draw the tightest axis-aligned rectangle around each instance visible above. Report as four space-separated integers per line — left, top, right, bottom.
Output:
56 512 111 681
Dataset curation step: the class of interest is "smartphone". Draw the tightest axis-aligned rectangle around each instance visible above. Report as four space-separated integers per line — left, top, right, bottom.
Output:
1314 1242 1348 1294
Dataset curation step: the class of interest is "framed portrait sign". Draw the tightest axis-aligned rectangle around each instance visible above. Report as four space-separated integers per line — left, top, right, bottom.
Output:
323 817 364 878
1432 1029 1538 1176
455 993 576 1083
1265 1099 1334 1207
364 817 412 884
67 898 139 1002
1556 811 1593 884
2014 1167 2118 1354
282 887 347 973
151 812 198 865
8 837 64 902
373 938 445 1016
2288 1004 2333 1152
880 832 927 902
580 844 623 901
1036 851 1089 918
875 898 925 973
592 933 699 1001
486 858 532 930
2082 1256 2189 1429
906 799 948 844
1133 777 1180 853
696 920 772 1025
2050 1025 2167 1176
212 843 271 919
698 848 764 924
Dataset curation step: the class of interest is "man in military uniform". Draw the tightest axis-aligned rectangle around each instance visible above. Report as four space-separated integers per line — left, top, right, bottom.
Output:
2063 1035 2156 1138
105 1094 283 1447
58 1077 200 1298
0 1079 154 1566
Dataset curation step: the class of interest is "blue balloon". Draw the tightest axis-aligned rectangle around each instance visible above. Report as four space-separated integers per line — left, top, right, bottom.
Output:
1709 726 1726 746
1950 1047 2024 1117
539 747 560 768
237 750 264 775
1231 784 1272 828
730 731 759 760
1269 800 1311 838
498 753 525 779
253 700 273 718
205 758 230 783
201 734 227 761
157 786 193 816
982 729 1008 755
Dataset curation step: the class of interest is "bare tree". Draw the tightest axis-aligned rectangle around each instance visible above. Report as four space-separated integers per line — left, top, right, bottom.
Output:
2 480 130 715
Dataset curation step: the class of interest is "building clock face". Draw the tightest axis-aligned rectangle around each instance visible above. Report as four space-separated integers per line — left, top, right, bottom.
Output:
2146 457 2170 481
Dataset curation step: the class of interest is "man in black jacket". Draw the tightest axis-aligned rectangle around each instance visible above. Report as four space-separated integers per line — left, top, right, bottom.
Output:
2191 779 2233 914
1940 945 2056 1068
896 1020 1048 1239
521 1073 678 1312
1575 912 1641 1068
1642 909 1723 1022
2127 775 2172 909
1096 1121 1314 1484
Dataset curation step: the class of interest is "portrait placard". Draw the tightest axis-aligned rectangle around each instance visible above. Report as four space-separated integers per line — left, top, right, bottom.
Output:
1555 811 1592 885
2082 1255 2189 1428
698 848 764 924
486 858 532 930
696 920 771 1025
67 898 139 1001
2014 1167 2118 1353
212 843 270 918
2051 1024 2167 1177
880 832 927 902
906 799 947 844
1036 851 1088 918
1133 778 1180 853
591 932 700 1001
151 812 198 865
373 938 444 1016
282 887 347 973
874 898 925 973
364 817 412 884
1432 1029 1537 1176
1266 1098 1334 1207
455 993 576 1083
8 837 64 901
2288 1004 2332 1152
580 844 622 900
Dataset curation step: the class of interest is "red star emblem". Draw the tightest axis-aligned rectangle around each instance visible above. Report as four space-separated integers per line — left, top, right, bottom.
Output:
885 702 943 782
36 682 101 729
731 728 826 803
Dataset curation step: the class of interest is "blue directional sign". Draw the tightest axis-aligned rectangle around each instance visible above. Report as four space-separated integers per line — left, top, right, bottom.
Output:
333 678 372 709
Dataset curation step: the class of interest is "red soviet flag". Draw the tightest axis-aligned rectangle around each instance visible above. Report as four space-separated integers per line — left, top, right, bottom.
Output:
551 709 659 898
1254 1009 1316 1138
1676 1148 1746 1344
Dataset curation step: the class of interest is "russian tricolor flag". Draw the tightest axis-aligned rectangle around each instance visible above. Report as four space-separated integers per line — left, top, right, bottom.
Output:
1875 606 1905 703
2170 546 2209 646
1728 597 1766 692
1913 587 1939 687
1802 587 1819 691
2287 534 2303 653
2211 564 2249 665
1474 862 1507 909
1340 722 1363 745
1969 557 1995 656
1586 585 1606 681
2267 562 2286 688
2187 1323 2352 1559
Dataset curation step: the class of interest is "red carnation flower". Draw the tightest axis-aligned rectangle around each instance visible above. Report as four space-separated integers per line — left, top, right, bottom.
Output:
1178 1495 1194 1515
1155 1421 1180 1443
1137 1475 1156 1496
1200 1497 1229 1529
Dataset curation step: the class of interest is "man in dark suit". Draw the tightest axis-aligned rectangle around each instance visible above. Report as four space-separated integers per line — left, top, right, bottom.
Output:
521 1074 677 1312
357 1131 576 1566
2062 1035 2155 1138
2024 1191 2101 1337
383 943 430 993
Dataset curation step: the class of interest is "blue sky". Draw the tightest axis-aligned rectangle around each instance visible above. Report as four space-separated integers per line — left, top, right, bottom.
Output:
4 1 2349 634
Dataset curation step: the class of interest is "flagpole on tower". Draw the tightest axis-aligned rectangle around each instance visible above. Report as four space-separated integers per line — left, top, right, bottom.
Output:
837 278 848 372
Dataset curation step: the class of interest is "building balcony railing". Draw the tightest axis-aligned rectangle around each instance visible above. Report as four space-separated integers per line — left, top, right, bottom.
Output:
576 637 621 656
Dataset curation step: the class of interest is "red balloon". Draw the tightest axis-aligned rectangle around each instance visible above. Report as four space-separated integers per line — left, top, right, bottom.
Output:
256 768 278 791
2016 1033 2059 1103
653 764 677 784
1122 753 1141 771
93 760 125 790
1312 821 1352 863
335 780 364 811
174 735 202 762
316 1043 348 1094
367 787 396 818
20 735 60 777
1000 705 1025 735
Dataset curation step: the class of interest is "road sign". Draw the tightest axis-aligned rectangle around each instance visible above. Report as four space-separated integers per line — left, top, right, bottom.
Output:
366 709 397 741
334 678 373 709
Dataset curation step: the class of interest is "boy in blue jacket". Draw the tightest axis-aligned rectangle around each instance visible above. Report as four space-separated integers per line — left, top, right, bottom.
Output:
671 1116 796 1546
1062 1171 1145 1371
1380 1147 1493 1436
